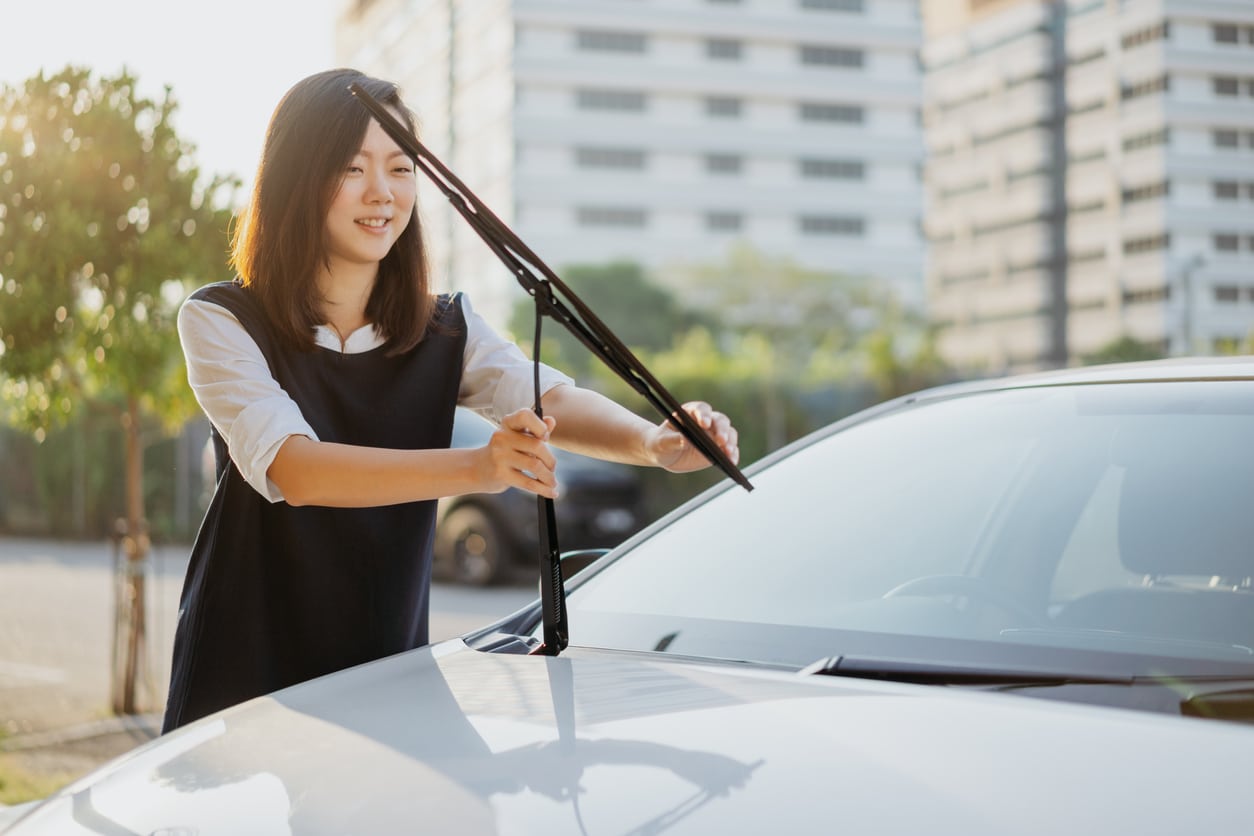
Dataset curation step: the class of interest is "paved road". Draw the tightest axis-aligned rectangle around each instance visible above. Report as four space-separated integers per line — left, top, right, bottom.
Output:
0 536 537 737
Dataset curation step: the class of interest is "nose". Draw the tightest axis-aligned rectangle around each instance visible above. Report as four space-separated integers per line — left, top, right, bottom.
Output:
364 166 393 204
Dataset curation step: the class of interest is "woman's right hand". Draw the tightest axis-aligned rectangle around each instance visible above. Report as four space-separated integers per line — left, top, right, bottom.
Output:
476 408 559 498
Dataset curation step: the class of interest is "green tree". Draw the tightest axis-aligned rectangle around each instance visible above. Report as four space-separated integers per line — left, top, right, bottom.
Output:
1080 336 1166 366
508 260 709 379
0 67 236 713
669 244 950 437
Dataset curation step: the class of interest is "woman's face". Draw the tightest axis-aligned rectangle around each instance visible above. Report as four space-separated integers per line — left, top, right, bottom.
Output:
322 113 417 277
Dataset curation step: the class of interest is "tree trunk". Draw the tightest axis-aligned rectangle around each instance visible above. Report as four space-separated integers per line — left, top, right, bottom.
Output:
111 397 150 715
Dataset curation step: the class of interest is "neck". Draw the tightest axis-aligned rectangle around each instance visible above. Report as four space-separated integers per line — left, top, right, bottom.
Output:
317 262 377 335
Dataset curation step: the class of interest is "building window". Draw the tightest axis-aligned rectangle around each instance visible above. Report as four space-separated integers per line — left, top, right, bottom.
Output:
1070 248 1106 264
1069 48 1105 67
1121 21 1169 50
574 147 647 170
1122 286 1168 305
576 30 648 53
1213 77 1241 97
577 207 647 228
704 153 743 174
1213 129 1240 148
1213 23 1240 44
799 102 864 123
940 179 990 200
1121 75 1169 100
1214 233 1241 252
800 215 864 236
1069 147 1106 164
1214 285 1240 303
1214 181 1241 200
800 158 865 180
576 89 647 111
705 96 742 117
706 39 743 60
800 45 864 68
1071 199 1106 215
706 211 743 232
1122 181 1169 203
1123 233 1170 254
801 0 864 11
1123 128 1169 151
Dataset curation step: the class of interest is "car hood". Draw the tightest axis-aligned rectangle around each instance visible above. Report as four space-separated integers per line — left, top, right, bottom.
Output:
10 640 1254 835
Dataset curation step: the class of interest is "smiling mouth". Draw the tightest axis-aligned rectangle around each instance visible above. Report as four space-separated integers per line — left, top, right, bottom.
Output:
357 218 390 228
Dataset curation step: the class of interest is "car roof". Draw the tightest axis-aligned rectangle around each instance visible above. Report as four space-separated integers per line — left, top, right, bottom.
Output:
908 355 1254 405
729 355 1254 484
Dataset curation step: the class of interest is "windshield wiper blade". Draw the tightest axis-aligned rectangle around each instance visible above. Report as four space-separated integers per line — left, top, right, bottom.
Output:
347 84 752 494
349 83 754 658
800 655 1134 687
803 655 1254 688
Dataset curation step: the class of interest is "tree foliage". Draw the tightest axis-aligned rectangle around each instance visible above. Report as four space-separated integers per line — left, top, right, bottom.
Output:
1080 336 1167 366
665 244 949 403
509 260 711 379
0 66 236 713
502 247 951 514
0 66 235 437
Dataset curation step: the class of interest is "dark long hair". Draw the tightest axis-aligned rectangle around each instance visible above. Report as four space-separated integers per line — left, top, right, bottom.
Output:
230 68 434 354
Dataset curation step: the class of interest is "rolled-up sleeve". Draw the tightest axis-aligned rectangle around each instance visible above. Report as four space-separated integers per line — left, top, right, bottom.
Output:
178 298 317 503
457 294 573 423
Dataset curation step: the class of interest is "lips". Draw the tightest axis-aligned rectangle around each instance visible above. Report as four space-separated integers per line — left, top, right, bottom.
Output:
356 217 391 228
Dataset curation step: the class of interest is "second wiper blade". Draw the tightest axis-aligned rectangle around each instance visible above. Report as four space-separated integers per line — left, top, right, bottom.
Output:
800 655 1134 686
803 655 1254 688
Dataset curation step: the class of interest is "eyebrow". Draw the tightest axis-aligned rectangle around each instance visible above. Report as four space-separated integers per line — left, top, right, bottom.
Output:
354 149 411 160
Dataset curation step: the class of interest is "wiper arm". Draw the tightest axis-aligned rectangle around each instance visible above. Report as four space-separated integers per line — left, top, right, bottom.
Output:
349 83 753 658
347 84 752 493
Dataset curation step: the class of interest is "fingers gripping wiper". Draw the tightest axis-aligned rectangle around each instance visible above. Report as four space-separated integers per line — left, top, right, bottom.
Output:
349 85 753 655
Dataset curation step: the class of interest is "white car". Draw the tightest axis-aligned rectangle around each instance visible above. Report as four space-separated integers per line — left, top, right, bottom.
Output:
6 357 1254 834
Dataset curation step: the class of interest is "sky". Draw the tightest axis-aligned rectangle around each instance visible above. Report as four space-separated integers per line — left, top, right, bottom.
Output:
2 0 339 187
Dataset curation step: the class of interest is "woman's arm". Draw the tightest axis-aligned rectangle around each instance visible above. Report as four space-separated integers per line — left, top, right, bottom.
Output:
454 293 738 475
540 385 740 473
268 407 559 507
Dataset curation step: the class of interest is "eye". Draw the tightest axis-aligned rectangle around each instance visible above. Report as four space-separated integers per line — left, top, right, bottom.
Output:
393 164 414 175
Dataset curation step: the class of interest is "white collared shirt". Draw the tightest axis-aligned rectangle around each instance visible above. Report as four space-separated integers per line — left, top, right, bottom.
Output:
178 293 573 503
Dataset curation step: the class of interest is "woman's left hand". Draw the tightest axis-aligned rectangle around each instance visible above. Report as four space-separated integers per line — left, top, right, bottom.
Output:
648 401 740 473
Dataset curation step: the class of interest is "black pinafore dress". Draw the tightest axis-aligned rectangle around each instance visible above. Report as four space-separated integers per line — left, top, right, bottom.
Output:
162 281 467 732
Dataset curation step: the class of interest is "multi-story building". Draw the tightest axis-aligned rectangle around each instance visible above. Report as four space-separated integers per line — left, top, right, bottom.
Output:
336 0 924 328
924 0 1254 374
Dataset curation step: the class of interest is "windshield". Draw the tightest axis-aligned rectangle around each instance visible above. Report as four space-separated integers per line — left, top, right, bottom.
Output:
561 380 1254 676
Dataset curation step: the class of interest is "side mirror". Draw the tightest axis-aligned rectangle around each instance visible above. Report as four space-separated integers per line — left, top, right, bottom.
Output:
560 548 609 578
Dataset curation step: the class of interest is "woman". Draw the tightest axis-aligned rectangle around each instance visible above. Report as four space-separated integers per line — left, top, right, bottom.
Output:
163 69 739 732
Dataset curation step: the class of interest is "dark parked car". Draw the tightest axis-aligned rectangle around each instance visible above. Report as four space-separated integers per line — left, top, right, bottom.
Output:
433 408 646 585
8 358 1254 834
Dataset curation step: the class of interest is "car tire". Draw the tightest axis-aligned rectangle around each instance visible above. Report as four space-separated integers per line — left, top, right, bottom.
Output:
435 505 511 586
